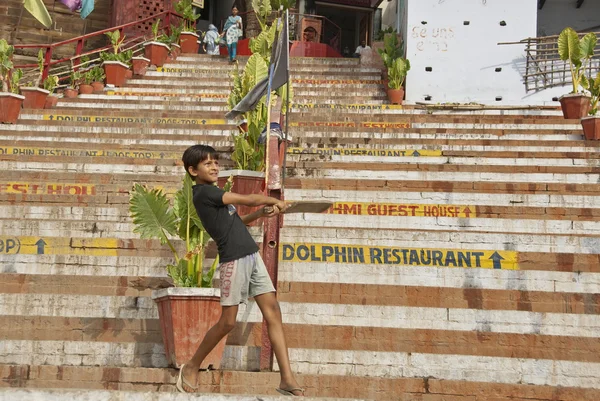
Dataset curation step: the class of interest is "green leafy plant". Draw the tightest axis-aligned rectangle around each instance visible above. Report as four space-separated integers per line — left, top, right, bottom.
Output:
43 75 59 93
375 26 394 41
558 28 598 94
174 0 200 32
129 175 233 287
81 69 95 85
0 39 15 93
9 69 22 94
152 19 161 41
99 30 133 65
89 66 105 83
587 72 600 116
253 0 272 31
67 71 82 89
387 57 410 90
169 24 183 44
35 49 45 87
377 32 404 69
270 0 295 10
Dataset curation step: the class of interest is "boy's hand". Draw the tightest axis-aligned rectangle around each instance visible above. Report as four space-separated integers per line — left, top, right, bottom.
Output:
263 205 280 217
275 200 288 213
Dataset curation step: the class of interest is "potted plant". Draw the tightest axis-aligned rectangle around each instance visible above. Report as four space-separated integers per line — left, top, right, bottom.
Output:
43 75 60 109
144 19 171 67
581 72 600 140
175 0 201 53
132 56 150 76
129 175 232 369
89 66 106 92
64 71 81 98
20 49 51 109
377 32 403 83
386 57 410 105
100 30 132 87
169 24 183 59
79 69 94 95
0 42 24 125
557 28 597 119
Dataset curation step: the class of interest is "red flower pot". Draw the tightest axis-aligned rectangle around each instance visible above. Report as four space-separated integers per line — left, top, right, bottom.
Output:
217 170 265 225
79 84 94 95
44 95 59 109
64 88 78 98
152 288 227 369
581 116 600 140
91 81 105 92
0 92 24 124
103 61 129 87
559 94 591 119
144 42 170 67
387 87 405 105
125 69 133 79
132 57 150 76
180 32 200 54
21 87 50 109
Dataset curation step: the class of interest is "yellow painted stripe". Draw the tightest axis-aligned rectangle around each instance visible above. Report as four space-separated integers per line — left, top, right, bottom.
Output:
0 236 118 256
105 91 228 99
289 121 412 128
293 104 402 111
288 147 441 157
0 146 181 160
0 182 96 195
42 114 227 125
329 202 476 218
293 79 383 84
281 242 518 270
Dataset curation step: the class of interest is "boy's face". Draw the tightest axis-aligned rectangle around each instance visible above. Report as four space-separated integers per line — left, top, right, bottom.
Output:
190 156 219 184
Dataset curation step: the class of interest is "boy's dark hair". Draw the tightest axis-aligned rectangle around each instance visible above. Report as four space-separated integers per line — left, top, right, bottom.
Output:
182 145 219 178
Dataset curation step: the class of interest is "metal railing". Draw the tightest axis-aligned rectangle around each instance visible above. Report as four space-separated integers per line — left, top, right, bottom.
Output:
13 11 184 87
502 32 600 92
220 10 342 54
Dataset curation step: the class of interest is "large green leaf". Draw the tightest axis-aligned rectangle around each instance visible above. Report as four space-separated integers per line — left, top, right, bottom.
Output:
174 174 205 241
129 183 177 245
558 27 581 63
242 54 268 94
580 32 598 59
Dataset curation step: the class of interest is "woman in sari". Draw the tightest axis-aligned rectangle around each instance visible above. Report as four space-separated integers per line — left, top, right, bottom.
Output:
222 6 243 63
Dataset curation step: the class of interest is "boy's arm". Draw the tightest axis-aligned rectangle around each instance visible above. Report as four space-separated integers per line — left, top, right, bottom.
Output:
222 192 287 211
240 205 278 225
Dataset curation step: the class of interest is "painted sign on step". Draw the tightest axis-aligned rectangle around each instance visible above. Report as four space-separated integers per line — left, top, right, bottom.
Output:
288 148 441 157
0 146 179 160
157 67 220 74
293 104 402 111
43 115 227 125
0 183 96 195
330 202 476 218
281 243 518 270
106 91 228 99
293 79 383 85
290 121 411 129
0 236 118 256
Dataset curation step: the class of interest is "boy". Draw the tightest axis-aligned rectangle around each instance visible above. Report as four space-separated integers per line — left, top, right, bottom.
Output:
178 145 304 397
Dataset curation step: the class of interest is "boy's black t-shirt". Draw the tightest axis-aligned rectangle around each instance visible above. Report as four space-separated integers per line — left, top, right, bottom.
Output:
192 184 259 263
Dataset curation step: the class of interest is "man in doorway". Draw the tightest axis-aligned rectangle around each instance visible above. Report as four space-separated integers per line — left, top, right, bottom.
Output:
353 40 371 58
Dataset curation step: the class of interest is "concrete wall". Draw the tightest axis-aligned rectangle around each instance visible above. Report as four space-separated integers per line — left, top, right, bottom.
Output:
404 0 572 106
538 0 600 36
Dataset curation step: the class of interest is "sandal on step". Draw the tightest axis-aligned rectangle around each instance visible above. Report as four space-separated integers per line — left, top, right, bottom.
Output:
176 364 198 393
276 387 305 396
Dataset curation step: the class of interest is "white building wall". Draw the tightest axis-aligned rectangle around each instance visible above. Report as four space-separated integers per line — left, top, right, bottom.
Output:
404 0 572 106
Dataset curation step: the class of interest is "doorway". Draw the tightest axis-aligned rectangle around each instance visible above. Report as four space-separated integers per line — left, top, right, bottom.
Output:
315 2 372 56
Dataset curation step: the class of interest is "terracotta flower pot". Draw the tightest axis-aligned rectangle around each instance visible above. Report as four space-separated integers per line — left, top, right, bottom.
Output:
144 42 170 67
559 94 591 119
171 44 181 59
581 116 600 140
79 84 94 95
217 170 265 225
132 57 150 76
387 87 405 105
152 288 227 369
0 92 24 124
125 69 133 79
44 95 59 109
64 88 78 98
180 32 200 53
91 81 105 92
20 87 50 109
103 61 129 87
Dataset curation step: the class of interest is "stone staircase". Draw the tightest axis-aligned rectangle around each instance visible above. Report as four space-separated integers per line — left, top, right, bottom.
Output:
0 54 599 401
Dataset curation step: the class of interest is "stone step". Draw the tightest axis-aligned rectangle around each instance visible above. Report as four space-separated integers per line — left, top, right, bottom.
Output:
3 365 598 401
56 102 229 112
146 70 383 80
160 63 380 73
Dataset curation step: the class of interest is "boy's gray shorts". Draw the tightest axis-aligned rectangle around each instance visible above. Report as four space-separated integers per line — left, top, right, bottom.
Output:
219 252 276 306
